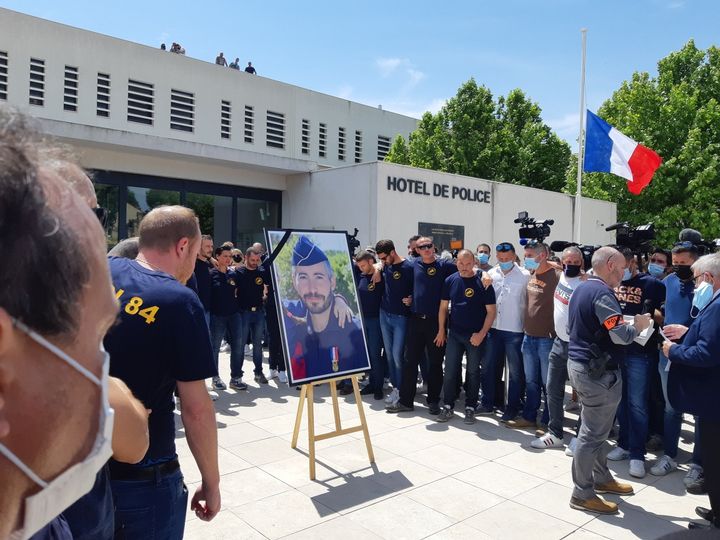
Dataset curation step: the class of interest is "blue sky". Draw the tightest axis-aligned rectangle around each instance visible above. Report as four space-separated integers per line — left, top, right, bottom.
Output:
4 0 716 147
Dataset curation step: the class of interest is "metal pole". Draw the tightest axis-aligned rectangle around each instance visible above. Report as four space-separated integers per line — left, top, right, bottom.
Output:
576 28 587 243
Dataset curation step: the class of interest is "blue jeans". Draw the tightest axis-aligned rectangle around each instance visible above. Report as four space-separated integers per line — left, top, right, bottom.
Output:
210 312 243 379
658 351 702 465
239 309 265 376
618 353 651 460
443 330 484 410
111 468 188 540
379 310 407 388
364 316 384 392
521 335 553 424
482 329 525 417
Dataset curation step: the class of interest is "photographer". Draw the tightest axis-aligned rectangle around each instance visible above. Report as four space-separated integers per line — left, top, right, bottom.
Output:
607 249 665 479
567 247 651 515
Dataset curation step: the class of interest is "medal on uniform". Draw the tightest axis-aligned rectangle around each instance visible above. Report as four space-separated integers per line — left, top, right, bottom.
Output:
331 346 339 372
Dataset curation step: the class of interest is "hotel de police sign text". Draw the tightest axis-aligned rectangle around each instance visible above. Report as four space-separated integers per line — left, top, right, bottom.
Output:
386 176 491 204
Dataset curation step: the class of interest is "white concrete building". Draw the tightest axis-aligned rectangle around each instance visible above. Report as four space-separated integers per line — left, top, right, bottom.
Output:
0 8 615 253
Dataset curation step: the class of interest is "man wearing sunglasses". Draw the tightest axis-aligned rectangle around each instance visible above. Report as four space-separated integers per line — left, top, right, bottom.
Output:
386 237 457 415
481 242 531 419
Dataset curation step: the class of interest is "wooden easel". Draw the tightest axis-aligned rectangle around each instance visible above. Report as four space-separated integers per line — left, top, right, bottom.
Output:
291 374 375 480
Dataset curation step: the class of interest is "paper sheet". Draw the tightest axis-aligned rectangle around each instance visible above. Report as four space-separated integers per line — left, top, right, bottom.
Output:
623 315 655 347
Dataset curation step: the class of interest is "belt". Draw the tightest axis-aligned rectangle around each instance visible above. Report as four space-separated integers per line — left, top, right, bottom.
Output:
243 306 260 312
411 312 435 320
109 459 180 482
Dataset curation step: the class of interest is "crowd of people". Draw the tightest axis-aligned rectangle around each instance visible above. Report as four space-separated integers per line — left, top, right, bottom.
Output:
215 52 257 74
1 102 718 540
160 42 186 55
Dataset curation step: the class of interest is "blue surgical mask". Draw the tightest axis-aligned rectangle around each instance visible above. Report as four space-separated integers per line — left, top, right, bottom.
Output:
499 261 514 271
691 280 714 317
477 253 489 265
622 268 632 281
524 257 539 271
647 263 665 278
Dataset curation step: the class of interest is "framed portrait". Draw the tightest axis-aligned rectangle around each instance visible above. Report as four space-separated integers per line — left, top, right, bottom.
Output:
265 229 371 386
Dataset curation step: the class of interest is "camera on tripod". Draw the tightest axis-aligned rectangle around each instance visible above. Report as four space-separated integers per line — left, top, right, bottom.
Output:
346 228 361 257
514 211 554 244
606 222 655 253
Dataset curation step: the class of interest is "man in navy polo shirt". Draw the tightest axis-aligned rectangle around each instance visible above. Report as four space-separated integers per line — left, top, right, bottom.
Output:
285 236 367 380
436 250 496 424
236 246 271 384
208 245 242 391
375 239 414 406
105 206 220 538
387 236 456 415
354 250 385 399
193 234 214 325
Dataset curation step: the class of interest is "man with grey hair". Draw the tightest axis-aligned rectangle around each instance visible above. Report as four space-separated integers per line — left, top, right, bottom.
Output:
662 253 720 530
566 246 651 515
533 245 585 450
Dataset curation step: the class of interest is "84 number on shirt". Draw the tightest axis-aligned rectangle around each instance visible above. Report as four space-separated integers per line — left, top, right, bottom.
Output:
114 288 159 324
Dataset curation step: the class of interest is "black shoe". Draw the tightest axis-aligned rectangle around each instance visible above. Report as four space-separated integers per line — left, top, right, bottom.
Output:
360 385 375 395
386 402 414 413
464 408 476 424
688 521 718 530
696 506 714 522
475 405 495 416
687 477 707 495
374 391 384 400
436 406 454 422
339 386 353 395
428 403 441 415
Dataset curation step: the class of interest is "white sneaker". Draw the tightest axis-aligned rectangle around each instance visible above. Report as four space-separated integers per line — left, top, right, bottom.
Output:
269 369 279 379
531 432 564 449
629 459 646 478
278 371 288 384
565 436 577 457
244 345 251 356
650 455 678 476
220 340 230 353
684 464 703 487
383 378 391 389
384 388 399 405
607 446 630 461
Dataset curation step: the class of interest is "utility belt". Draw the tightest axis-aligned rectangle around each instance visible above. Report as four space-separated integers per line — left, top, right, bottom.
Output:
109 458 180 482
588 342 619 380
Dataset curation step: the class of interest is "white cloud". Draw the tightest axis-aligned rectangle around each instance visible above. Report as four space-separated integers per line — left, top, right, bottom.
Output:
376 57 403 77
406 68 426 87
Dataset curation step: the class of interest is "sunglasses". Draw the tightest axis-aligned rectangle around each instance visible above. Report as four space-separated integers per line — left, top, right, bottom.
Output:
93 206 108 228
496 242 514 252
417 244 433 250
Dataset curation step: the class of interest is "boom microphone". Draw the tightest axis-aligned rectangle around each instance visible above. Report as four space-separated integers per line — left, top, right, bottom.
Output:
550 240 577 252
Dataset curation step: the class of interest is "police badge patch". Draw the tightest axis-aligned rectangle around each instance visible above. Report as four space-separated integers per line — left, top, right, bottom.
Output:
254 276 263 285
392 271 401 280
464 287 475 298
427 267 437 276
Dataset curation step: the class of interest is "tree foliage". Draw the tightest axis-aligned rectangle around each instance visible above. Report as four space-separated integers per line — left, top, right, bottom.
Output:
385 79 572 192
569 40 720 247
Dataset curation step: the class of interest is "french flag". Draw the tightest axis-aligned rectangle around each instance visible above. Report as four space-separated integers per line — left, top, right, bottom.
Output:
583 110 662 195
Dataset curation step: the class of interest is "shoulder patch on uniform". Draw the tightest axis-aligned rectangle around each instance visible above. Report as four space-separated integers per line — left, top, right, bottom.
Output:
603 314 622 330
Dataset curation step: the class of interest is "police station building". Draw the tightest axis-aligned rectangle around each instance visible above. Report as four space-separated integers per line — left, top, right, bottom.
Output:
1 8 616 252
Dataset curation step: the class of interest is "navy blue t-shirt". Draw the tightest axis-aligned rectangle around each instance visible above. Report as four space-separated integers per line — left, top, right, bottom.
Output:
663 272 694 328
209 268 239 316
615 272 666 354
412 258 457 317
105 257 216 467
193 258 213 311
236 266 269 310
442 272 496 337
353 264 384 318
380 259 414 316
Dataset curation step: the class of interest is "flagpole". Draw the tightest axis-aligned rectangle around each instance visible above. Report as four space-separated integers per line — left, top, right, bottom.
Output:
575 28 587 243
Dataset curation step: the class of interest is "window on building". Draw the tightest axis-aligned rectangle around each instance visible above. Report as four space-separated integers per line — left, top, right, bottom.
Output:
338 126 346 161
266 110 285 149
236 198 279 249
96 72 110 117
29 57 45 106
186 192 233 240
221 100 231 140
377 135 391 160
63 65 78 112
301 119 310 155
94 183 119 250
244 105 254 143
126 186 180 237
170 89 194 132
127 79 154 125
0 51 8 101
354 130 363 163
319 123 327 158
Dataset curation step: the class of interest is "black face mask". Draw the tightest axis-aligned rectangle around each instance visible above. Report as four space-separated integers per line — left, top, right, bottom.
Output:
673 264 693 280
563 264 581 278
232 254 242 263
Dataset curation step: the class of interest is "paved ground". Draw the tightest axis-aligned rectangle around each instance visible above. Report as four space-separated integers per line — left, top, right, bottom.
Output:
177 351 706 539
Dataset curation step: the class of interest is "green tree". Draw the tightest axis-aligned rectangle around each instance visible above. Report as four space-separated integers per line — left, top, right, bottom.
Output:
385 79 571 192
384 134 410 164
571 40 720 247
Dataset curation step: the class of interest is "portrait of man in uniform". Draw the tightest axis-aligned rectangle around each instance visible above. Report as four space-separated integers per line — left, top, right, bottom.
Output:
266 231 371 385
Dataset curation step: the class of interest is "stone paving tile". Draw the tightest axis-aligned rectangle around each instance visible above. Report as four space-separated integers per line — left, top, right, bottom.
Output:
179 352 706 540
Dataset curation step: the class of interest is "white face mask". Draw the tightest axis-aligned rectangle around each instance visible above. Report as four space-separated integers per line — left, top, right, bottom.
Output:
2 319 114 540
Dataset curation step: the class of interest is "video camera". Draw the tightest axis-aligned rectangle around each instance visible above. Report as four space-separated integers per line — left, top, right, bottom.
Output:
677 228 720 255
549 241 599 272
346 228 361 257
605 222 655 254
514 211 554 244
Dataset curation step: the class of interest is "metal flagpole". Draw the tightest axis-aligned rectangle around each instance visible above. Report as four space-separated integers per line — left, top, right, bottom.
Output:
575 28 587 243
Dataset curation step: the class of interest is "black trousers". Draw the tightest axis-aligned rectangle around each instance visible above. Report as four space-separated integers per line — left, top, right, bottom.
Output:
400 316 445 407
699 416 720 526
265 301 285 371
